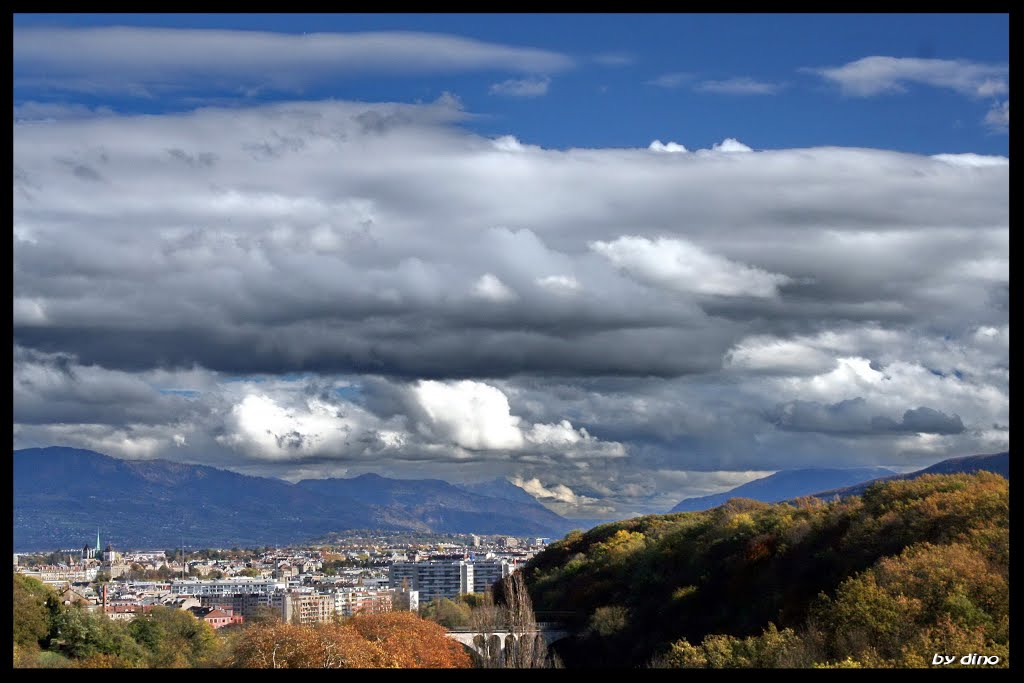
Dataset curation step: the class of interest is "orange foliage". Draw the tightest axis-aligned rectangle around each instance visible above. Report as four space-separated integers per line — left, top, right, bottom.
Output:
230 612 471 668
349 611 473 668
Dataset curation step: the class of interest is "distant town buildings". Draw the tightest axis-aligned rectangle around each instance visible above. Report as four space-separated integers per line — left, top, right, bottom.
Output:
15 530 539 627
170 578 282 596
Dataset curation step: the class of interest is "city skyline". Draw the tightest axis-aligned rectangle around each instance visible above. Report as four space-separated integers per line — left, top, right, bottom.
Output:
13 13 1009 519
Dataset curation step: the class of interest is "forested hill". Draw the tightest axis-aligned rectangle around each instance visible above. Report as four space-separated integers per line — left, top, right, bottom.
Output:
522 472 1008 668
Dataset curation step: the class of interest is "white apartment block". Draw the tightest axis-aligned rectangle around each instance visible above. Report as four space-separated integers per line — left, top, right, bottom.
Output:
471 558 514 594
388 560 473 602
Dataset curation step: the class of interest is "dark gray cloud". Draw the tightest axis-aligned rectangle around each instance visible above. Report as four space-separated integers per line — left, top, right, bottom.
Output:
11 99 1009 517
768 398 964 436
877 406 965 435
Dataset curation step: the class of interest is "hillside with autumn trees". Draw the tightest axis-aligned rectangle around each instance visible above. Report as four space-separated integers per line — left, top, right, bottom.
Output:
522 471 1009 668
13 575 471 669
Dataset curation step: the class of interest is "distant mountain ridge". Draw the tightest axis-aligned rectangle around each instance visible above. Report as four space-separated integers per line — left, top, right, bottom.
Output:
669 467 896 513
809 451 1009 501
669 452 1009 513
455 478 541 506
13 447 572 550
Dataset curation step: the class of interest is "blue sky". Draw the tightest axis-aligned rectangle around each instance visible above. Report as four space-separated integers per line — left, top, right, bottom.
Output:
14 13 1009 155
13 14 1008 519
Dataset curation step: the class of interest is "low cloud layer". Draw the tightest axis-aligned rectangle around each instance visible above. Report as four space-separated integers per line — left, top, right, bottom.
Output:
13 98 1008 518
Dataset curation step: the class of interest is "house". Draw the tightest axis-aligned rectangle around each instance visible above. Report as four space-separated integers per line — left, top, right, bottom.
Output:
188 605 244 629
59 586 93 607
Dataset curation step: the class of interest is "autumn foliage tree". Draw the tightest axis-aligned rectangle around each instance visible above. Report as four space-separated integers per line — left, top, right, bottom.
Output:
229 611 471 668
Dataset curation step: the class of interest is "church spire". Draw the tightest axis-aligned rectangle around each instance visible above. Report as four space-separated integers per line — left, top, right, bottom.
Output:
96 528 101 554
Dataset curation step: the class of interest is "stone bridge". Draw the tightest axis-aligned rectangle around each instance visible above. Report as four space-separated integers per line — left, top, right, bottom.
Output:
446 623 571 664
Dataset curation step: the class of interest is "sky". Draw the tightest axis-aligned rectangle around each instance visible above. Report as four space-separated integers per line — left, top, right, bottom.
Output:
12 13 1009 520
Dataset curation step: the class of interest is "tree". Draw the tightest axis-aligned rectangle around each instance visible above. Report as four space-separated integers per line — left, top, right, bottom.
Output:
247 605 283 625
466 592 506 668
48 606 145 664
229 613 470 668
13 575 57 648
651 624 804 668
126 606 221 667
349 611 472 668
492 571 557 668
421 597 471 629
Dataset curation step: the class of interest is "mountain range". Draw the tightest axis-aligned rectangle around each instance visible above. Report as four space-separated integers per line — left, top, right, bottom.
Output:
669 452 1009 513
809 451 1009 501
669 467 896 513
15 447 1009 551
13 447 573 550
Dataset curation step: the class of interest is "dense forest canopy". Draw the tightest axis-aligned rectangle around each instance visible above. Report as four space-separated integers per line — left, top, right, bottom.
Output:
522 472 1009 668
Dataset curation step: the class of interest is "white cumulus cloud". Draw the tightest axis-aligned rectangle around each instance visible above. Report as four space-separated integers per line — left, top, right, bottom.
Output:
710 138 753 153
648 140 689 153
511 476 595 505
411 380 525 450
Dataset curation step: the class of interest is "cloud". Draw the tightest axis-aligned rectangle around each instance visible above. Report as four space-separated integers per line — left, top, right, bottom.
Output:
591 236 789 297
13 101 1008 384
648 140 689 153
768 397 964 436
592 52 636 67
13 26 573 96
13 101 116 121
709 138 753 153
931 152 1009 168
511 477 595 505
408 379 623 458
492 135 528 152
695 77 781 95
11 98 1008 515
648 72 692 88
724 336 837 376
489 76 552 97
536 275 581 295
410 380 525 450
985 100 1009 132
810 56 1007 98
471 273 519 302
218 393 361 459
